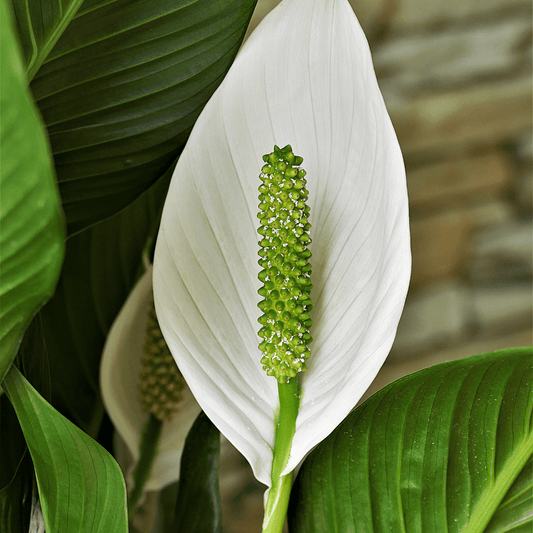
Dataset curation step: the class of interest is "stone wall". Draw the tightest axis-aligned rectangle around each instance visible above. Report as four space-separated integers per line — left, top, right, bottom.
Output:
371 0 532 375
243 0 532 386
226 0 533 530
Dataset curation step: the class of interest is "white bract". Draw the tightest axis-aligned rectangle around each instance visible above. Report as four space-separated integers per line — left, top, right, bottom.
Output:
153 0 410 486
100 267 201 491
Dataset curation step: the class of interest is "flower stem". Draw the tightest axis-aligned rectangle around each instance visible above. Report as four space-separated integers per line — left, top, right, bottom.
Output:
262 378 300 533
127 413 163 520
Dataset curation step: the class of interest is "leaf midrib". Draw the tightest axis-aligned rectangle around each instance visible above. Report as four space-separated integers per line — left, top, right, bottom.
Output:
463 430 533 533
26 0 85 81
42 0 229 63
36 24 240 112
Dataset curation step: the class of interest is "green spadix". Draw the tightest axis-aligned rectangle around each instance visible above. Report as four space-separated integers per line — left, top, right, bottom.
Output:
257 145 313 383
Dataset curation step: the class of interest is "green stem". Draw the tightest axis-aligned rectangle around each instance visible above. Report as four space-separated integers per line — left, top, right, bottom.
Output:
127 413 163 520
262 378 300 533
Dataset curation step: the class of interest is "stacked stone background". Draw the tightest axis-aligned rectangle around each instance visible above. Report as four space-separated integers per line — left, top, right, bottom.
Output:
221 0 533 531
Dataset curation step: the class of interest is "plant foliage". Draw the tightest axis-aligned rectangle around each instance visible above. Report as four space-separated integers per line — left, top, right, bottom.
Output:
289 347 533 532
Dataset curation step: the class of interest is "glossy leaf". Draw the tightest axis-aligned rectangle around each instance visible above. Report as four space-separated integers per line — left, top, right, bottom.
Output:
27 169 172 436
0 319 50 532
485 454 532 532
6 166 171 533
2 366 128 533
289 347 533 532
13 0 257 233
0 0 65 382
170 412 222 533
0 314 52 532
7 0 83 79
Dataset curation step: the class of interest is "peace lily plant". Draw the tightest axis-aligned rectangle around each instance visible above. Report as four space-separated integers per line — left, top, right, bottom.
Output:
100 266 201 517
1 0 531 530
152 0 410 528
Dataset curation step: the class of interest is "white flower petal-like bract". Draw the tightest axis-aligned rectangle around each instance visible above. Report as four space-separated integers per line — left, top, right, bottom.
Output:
100 267 201 491
153 0 410 486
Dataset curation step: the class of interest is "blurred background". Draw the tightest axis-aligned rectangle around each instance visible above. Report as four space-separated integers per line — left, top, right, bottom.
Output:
216 0 532 531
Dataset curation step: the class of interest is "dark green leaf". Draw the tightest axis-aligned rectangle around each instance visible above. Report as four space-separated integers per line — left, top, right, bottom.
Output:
0 455 34 533
158 480 180 533
3 366 128 533
289 347 533 533
23 169 171 436
0 0 65 382
7 0 84 79
170 412 222 533
0 316 51 532
19 0 257 233
0 395 33 533
0 394 26 490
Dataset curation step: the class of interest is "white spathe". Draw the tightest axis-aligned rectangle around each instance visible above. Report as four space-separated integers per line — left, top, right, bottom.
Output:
153 0 410 486
100 266 201 491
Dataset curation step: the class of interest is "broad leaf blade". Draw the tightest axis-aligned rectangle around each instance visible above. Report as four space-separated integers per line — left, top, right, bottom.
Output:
25 0 257 234
25 168 171 436
2 366 128 533
0 0 65 382
485 455 533 532
171 412 222 533
7 0 84 79
289 347 533 532
0 394 33 533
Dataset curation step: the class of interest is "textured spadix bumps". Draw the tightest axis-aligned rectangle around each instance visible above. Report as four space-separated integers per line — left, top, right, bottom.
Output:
139 301 186 421
100 268 201 491
257 145 313 383
153 0 411 487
